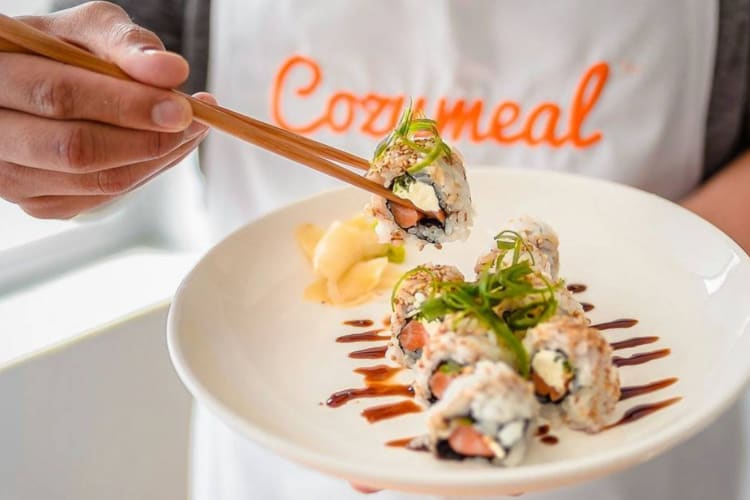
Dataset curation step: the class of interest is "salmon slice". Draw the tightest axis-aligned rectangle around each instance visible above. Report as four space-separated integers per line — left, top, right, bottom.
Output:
398 320 429 352
428 370 457 400
532 371 568 402
448 424 494 457
390 203 421 228
390 203 446 229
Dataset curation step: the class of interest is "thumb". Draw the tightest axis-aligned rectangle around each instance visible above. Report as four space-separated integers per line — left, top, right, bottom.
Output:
20 2 189 89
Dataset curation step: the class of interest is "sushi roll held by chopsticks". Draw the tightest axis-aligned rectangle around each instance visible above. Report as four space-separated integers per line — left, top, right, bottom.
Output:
366 106 473 247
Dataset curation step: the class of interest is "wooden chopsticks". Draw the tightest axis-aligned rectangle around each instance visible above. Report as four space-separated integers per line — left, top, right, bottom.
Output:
0 14 425 213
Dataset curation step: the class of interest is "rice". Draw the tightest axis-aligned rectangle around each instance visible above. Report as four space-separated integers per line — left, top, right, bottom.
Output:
475 215 560 280
412 316 515 404
427 361 538 466
387 264 465 367
523 316 620 432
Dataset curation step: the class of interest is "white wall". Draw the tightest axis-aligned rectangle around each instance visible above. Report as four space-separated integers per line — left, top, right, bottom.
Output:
0 305 192 500
0 0 51 16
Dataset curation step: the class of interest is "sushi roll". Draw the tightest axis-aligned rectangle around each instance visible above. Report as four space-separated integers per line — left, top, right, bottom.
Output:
365 107 473 247
495 270 586 323
387 264 465 367
475 218 586 323
555 286 587 321
475 216 560 280
523 316 620 432
474 259 565 333
427 361 538 466
413 317 514 404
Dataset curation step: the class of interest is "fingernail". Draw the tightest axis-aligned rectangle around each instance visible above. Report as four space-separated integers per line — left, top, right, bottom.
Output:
140 47 165 55
194 92 218 105
152 99 191 129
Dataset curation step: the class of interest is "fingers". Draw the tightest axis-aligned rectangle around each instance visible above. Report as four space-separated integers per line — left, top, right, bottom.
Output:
19 194 116 220
349 483 381 494
12 131 206 219
18 2 189 88
0 129 207 200
0 108 193 172
0 80 214 219
193 92 218 106
0 52 192 132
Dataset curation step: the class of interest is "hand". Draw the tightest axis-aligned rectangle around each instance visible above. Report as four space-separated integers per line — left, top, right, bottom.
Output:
349 482 524 496
0 1 212 219
350 483 381 494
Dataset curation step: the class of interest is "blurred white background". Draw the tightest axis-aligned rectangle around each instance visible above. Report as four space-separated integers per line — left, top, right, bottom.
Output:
0 3 206 499
0 0 210 363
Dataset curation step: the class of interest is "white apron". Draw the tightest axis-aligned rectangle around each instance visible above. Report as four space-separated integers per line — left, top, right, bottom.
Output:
194 1 718 498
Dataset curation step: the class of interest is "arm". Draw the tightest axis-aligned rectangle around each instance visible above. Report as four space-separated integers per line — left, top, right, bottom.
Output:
681 150 750 252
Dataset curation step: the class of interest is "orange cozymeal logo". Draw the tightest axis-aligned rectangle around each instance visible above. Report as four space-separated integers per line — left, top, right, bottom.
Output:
271 55 609 149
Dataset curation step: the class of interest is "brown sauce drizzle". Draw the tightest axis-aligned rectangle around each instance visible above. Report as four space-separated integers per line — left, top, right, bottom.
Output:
362 400 422 423
330 299 676 434
354 364 401 383
343 319 374 327
606 397 682 429
592 318 639 330
613 348 671 367
386 437 416 448
326 384 414 408
336 330 389 343
567 283 587 293
610 336 660 351
619 378 678 401
348 346 388 359
541 435 559 445
535 424 550 436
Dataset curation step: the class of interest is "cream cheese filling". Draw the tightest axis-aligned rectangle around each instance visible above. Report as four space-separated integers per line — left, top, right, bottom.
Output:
532 350 570 395
393 180 440 212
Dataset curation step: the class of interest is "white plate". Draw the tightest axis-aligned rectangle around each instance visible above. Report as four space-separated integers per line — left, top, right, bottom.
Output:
167 168 750 496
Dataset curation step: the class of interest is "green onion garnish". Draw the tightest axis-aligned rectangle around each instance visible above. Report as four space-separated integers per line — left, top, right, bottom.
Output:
372 101 451 174
390 265 439 312
416 259 559 377
438 360 464 375
388 230 560 378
